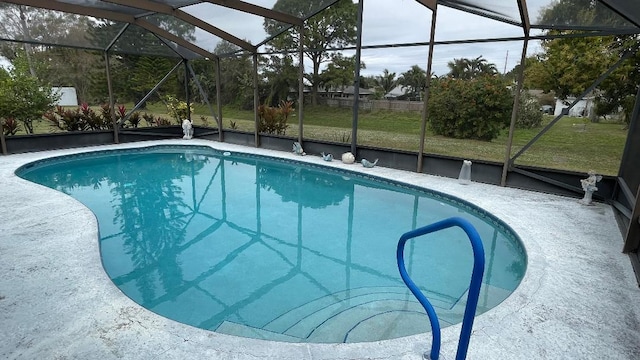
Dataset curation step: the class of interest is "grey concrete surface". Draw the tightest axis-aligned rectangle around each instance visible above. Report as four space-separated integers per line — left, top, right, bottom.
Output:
1 139 639 360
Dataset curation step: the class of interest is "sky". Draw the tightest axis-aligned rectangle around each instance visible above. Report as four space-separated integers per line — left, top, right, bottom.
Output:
0 0 552 76
180 0 548 77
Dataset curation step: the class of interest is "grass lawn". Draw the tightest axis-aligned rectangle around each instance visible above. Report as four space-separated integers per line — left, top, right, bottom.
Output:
16 103 627 175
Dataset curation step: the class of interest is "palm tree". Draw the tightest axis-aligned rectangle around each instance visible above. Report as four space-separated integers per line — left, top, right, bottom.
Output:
398 65 427 100
446 58 470 79
447 56 498 79
375 69 397 95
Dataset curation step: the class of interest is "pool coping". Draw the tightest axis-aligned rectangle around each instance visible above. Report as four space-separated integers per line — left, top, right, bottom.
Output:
1 139 639 360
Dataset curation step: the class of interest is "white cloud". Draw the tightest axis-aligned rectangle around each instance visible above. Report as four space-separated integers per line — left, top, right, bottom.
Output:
179 1 543 76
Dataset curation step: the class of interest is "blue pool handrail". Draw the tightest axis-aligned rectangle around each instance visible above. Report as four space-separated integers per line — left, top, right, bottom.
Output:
397 216 486 360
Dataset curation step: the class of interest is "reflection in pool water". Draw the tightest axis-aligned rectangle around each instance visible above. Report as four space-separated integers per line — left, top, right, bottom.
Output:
18 145 526 343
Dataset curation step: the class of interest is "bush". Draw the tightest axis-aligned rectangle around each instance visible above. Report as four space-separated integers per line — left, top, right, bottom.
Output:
2 118 21 136
165 95 194 124
257 100 292 135
428 76 512 141
0 53 59 134
43 104 167 131
516 91 543 129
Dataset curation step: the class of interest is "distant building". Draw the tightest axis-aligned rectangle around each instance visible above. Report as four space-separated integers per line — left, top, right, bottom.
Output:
384 85 406 99
318 86 374 99
554 96 595 118
52 87 78 106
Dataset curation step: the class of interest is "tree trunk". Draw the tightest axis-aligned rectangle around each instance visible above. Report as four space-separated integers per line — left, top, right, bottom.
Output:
311 56 321 106
18 6 37 78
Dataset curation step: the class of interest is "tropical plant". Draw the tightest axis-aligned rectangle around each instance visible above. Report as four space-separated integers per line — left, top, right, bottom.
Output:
375 69 398 96
398 65 427 100
447 56 498 80
2 117 20 136
258 100 293 135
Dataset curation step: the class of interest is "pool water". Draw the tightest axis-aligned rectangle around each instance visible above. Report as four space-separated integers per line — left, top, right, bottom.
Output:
18 145 526 343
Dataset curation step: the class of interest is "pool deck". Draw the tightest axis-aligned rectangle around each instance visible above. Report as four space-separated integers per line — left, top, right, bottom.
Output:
1 139 639 360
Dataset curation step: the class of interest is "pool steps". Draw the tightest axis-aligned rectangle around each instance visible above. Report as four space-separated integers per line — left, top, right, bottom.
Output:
212 282 509 343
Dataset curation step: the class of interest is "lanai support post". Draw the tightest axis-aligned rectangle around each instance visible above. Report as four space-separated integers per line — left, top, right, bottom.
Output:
104 51 119 144
350 0 364 156
298 24 305 145
216 57 223 141
501 37 529 186
184 60 191 122
0 120 7 154
417 5 438 173
253 52 260 148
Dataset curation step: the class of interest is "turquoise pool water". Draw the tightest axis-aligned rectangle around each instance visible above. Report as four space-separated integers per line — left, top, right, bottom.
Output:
17 145 526 343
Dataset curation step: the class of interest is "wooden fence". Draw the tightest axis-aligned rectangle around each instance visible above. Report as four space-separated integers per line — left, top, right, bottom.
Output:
319 98 424 112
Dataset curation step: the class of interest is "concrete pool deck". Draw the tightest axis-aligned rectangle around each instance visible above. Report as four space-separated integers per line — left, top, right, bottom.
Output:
1 139 639 360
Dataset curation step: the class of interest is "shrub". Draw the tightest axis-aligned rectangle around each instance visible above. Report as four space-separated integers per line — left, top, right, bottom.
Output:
142 113 156 127
43 104 148 131
516 91 543 129
0 53 59 134
79 103 108 130
257 100 292 135
155 117 172 126
2 118 21 136
43 106 87 131
428 76 512 141
165 95 194 124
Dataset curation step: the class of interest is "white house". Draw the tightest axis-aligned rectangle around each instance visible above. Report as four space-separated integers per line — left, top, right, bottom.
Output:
554 96 595 118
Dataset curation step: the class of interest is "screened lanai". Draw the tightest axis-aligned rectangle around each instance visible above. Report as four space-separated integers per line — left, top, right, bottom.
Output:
1 0 640 279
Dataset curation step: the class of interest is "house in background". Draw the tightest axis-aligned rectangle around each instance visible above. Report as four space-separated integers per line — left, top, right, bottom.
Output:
554 96 595 118
384 85 406 99
318 86 374 100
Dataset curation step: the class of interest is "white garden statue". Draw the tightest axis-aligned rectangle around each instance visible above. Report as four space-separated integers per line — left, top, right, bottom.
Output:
182 119 193 139
292 141 305 156
580 170 602 205
458 160 472 185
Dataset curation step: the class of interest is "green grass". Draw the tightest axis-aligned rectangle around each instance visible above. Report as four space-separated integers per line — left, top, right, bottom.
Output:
15 103 628 175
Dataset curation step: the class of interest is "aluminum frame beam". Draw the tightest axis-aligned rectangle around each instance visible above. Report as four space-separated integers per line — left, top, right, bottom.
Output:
414 0 437 11
2 0 218 60
203 0 302 26
103 0 255 52
417 6 438 174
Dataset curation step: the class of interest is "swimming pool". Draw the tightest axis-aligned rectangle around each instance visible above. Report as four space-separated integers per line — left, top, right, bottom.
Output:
17 145 526 343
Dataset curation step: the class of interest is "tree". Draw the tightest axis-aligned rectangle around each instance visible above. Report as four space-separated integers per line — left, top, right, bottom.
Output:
525 34 614 100
398 65 427 100
0 4 88 77
447 56 498 80
375 69 397 96
85 17 195 105
264 0 357 105
213 41 256 109
0 51 58 134
537 0 629 28
528 0 640 124
262 54 298 106
320 53 364 92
